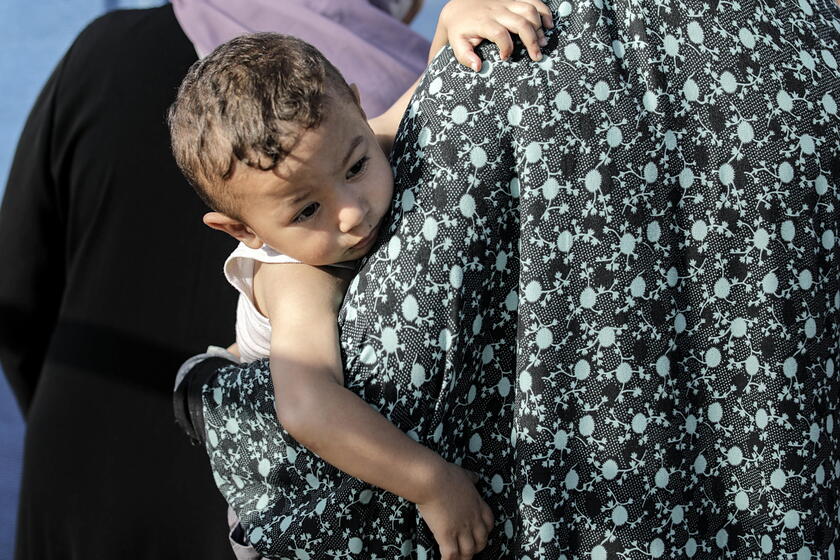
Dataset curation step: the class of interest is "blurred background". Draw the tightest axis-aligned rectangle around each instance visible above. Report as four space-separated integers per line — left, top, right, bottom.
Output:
0 0 445 556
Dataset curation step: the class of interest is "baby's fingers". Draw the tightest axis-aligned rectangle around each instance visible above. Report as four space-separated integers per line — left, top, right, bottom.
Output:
496 12 543 60
515 0 555 29
451 36 484 71
508 0 545 30
481 501 495 533
439 539 461 560
508 2 547 46
472 523 489 553
485 23 516 60
457 532 477 559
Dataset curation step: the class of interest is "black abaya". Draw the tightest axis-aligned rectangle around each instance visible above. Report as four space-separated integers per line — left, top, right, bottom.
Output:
0 6 237 559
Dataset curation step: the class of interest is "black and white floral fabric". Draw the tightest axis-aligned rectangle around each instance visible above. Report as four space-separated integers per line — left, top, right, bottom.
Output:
202 0 840 557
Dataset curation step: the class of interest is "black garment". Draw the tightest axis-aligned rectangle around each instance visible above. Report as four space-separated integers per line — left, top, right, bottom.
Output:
194 0 840 556
0 6 236 559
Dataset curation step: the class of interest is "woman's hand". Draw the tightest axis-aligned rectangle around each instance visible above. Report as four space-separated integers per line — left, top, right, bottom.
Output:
432 0 555 70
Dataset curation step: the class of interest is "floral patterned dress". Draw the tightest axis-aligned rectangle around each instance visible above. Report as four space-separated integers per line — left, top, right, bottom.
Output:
202 0 840 557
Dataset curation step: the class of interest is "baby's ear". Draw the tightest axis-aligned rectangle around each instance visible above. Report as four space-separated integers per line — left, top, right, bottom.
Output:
202 212 263 249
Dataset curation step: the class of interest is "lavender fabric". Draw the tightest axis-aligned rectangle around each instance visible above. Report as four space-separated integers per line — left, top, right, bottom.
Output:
368 0 420 20
171 0 431 116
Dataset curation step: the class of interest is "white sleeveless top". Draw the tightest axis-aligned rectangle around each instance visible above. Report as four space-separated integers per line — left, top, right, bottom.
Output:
223 243 355 363
224 243 299 363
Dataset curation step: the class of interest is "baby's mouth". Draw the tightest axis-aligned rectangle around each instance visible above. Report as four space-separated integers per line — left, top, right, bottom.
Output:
352 222 381 251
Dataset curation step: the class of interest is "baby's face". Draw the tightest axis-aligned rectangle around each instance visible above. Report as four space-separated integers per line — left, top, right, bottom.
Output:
230 96 393 265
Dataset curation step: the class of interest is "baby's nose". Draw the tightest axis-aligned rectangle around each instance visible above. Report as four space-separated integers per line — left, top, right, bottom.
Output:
337 197 367 233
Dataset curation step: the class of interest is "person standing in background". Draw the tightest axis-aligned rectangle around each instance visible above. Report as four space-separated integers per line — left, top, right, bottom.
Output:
0 1 428 558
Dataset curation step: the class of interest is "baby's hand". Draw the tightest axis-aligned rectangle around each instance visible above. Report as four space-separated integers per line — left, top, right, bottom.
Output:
416 463 495 559
439 0 554 71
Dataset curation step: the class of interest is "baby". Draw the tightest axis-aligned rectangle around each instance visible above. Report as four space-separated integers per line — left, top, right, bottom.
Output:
168 1 552 557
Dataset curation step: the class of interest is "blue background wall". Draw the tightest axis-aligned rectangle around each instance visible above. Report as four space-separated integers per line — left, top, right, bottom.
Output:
0 1 444 557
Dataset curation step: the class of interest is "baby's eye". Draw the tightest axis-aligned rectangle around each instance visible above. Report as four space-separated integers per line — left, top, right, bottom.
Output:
347 156 369 180
294 203 320 223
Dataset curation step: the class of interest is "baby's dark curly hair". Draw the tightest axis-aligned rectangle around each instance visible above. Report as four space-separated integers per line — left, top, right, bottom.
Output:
168 33 355 219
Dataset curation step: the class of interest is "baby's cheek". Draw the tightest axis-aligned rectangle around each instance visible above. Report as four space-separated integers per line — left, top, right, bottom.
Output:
281 232 330 265
376 169 395 208
312 234 344 265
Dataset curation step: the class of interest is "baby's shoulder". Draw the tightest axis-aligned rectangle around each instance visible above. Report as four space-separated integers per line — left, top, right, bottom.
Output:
254 262 354 321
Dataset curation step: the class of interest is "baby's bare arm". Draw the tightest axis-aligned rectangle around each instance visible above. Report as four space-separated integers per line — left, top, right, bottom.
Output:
368 78 420 155
256 263 493 558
